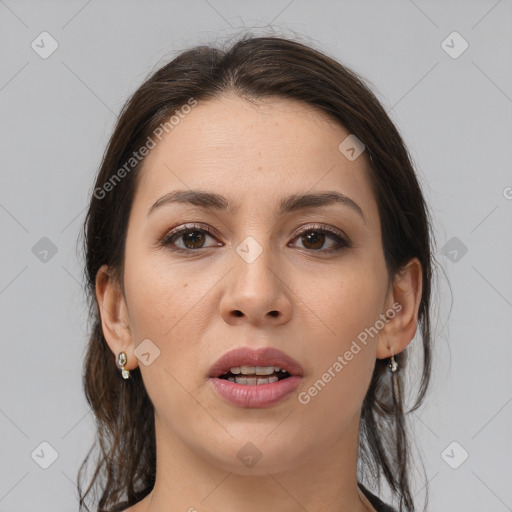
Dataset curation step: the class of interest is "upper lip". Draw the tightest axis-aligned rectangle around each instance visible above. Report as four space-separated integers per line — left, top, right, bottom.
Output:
208 346 304 378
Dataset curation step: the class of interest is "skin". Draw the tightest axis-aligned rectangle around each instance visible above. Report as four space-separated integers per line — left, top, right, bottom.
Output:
96 94 422 512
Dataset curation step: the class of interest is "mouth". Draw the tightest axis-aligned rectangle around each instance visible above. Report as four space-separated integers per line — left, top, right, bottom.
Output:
218 366 292 385
208 345 304 380
207 346 304 408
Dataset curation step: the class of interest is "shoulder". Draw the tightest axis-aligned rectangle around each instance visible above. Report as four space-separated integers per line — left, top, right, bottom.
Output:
358 482 397 512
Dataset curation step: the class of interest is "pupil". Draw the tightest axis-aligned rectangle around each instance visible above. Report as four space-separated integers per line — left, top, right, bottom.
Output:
303 231 324 250
184 231 204 249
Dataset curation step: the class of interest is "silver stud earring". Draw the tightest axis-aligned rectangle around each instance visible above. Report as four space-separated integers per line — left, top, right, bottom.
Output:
388 353 398 373
117 352 130 379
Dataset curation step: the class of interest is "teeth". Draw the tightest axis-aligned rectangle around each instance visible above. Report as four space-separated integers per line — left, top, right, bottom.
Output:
227 376 280 385
229 365 287 375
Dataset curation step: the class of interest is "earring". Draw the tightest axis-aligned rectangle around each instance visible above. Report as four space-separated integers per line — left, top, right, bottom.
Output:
388 353 398 373
117 352 130 379
388 351 401 404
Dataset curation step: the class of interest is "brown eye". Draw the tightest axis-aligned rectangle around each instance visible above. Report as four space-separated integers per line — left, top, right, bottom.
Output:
290 225 350 254
161 224 222 253
301 231 326 250
181 230 206 249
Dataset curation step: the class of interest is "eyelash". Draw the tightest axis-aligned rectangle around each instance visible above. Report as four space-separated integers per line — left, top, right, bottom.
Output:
159 223 351 255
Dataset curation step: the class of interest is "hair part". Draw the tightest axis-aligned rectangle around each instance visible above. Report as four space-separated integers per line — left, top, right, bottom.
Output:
78 33 436 512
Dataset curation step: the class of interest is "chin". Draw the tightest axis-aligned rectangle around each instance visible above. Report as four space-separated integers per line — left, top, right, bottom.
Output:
198 434 301 475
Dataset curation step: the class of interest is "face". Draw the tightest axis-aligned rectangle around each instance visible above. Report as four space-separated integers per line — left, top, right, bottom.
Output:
112 94 396 474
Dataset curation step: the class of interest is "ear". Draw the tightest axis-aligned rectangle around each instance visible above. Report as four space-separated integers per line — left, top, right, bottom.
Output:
376 257 423 359
95 264 139 371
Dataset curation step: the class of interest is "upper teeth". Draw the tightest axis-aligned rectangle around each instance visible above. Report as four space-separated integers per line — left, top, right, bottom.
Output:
229 366 287 375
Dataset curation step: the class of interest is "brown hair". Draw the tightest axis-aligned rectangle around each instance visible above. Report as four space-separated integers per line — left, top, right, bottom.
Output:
78 33 436 512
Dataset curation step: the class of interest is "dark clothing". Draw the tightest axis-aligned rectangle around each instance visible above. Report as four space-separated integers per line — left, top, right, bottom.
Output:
358 482 398 511
106 482 397 512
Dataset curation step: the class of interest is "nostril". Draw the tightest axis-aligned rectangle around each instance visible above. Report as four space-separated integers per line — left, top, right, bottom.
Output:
269 310 279 317
233 310 243 317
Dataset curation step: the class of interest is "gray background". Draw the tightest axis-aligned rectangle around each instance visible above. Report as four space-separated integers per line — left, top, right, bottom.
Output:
1 1 511 511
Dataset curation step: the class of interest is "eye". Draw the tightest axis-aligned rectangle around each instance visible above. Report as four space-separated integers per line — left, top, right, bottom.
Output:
160 224 222 253
159 222 351 255
289 224 350 254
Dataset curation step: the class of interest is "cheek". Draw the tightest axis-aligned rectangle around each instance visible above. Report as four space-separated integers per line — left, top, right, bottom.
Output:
122 253 209 407
293 273 381 435
303 261 387 345
123 248 220 394
123 247 205 336
296 259 386 401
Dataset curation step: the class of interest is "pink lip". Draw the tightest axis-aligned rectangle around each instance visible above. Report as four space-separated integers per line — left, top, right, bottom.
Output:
209 376 302 408
207 346 304 378
207 346 304 409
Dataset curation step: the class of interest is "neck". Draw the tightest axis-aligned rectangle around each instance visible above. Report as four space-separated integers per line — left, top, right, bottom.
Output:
141 410 374 512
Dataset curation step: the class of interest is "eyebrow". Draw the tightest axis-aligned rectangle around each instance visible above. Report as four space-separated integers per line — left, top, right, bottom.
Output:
147 189 366 223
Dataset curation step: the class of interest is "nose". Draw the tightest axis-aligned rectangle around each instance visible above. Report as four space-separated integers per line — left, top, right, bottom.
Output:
219 240 292 328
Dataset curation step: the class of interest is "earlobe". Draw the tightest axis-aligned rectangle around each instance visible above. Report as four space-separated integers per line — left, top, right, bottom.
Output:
95 264 138 371
376 257 423 359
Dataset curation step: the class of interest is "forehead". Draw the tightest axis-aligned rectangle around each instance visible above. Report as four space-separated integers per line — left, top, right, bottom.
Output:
131 95 379 229
143 94 353 169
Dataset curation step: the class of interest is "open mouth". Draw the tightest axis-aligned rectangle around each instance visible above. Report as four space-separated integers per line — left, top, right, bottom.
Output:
209 358 302 407
218 368 291 385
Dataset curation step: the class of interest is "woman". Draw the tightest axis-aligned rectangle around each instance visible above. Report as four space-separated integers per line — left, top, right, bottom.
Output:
78 34 436 512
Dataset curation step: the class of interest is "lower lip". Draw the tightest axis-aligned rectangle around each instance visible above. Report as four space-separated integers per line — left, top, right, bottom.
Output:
209 376 302 408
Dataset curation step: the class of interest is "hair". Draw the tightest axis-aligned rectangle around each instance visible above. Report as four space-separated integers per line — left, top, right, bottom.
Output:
77 33 437 512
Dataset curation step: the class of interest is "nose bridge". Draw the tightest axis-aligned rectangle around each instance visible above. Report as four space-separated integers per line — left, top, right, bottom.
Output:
231 208 276 282
221 230 292 324
234 233 278 300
